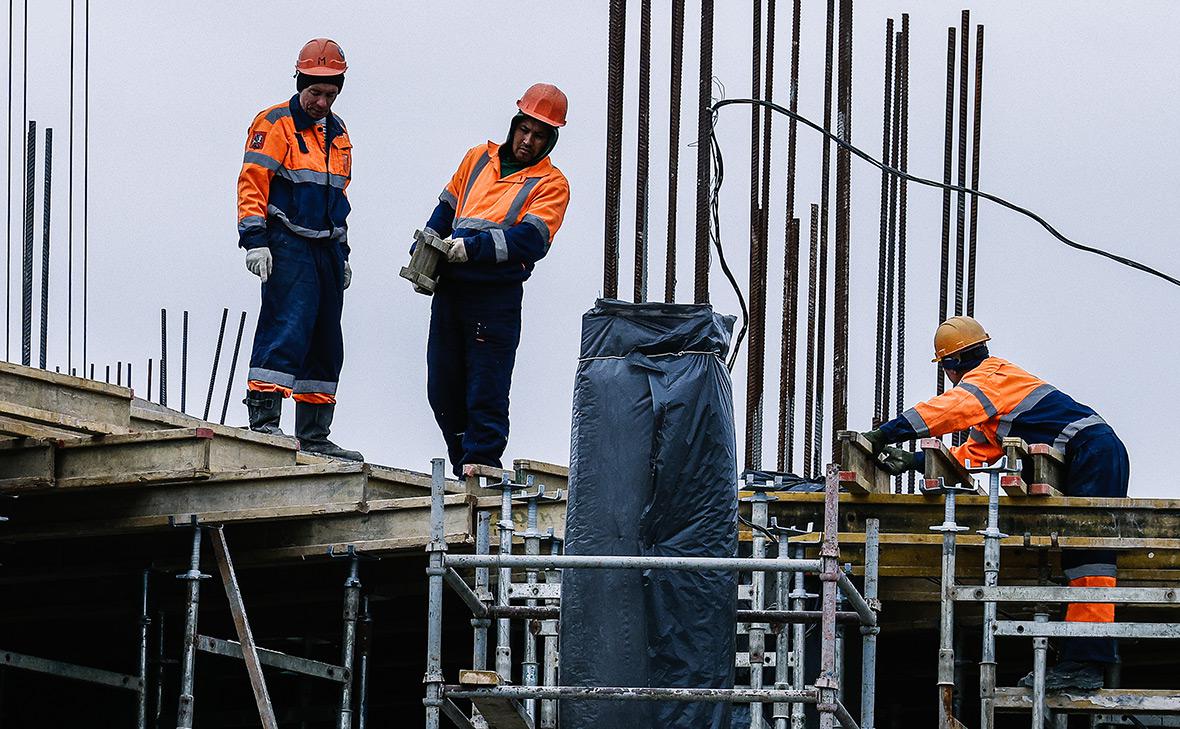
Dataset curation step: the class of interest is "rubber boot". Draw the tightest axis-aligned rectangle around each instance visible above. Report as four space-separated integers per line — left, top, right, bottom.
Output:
295 401 364 461
243 389 286 436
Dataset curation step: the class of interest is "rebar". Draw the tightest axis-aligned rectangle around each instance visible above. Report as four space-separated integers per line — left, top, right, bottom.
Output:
777 0 802 473
21 120 34 366
830 0 853 466
955 10 969 317
5 0 11 362
694 0 714 303
882 29 902 421
874 18 894 425
745 0 766 470
145 359 150 399
181 311 189 413
967 24 984 317
802 205 819 478
220 311 246 425
38 127 51 369
160 309 167 407
897 15 911 492
68 0 74 371
83 0 89 371
781 220 799 473
813 0 835 476
602 0 625 299
665 0 685 303
937 26 955 395
634 0 651 303
203 307 228 421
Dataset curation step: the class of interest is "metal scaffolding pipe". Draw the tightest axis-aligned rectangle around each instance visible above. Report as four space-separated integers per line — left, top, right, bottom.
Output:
424 459 447 729
336 555 361 729
446 553 823 573
176 523 204 729
446 685 820 704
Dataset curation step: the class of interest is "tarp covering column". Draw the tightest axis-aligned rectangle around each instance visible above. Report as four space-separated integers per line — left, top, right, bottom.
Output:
559 300 738 729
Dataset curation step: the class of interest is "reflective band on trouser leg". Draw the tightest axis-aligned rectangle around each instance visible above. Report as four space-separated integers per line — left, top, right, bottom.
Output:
1065 575 1116 624
293 392 336 404
248 380 292 397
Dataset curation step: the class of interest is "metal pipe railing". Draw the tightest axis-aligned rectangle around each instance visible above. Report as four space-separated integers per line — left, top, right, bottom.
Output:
446 684 820 703
446 553 823 573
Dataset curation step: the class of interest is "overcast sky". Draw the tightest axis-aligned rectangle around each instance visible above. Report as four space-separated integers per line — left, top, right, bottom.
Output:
5 2 1179 497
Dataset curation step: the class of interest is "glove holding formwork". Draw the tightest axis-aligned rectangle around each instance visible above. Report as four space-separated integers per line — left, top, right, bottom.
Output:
446 238 468 263
880 446 919 475
245 248 273 283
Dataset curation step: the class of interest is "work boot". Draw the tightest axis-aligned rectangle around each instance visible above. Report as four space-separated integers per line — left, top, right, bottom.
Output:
244 389 286 436
295 401 364 462
1017 660 1105 691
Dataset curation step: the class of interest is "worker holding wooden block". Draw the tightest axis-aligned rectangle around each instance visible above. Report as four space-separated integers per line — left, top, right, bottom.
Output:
862 315 1129 690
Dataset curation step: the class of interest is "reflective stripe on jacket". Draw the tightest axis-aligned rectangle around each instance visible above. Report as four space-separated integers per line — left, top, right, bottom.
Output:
878 357 1111 466
426 141 569 284
237 95 352 254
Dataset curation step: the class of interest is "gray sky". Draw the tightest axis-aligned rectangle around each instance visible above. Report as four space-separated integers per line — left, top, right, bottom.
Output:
7 2 1179 496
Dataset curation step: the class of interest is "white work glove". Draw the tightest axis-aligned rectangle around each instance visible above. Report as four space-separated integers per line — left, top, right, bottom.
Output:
343 260 352 289
446 237 468 263
245 248 273 283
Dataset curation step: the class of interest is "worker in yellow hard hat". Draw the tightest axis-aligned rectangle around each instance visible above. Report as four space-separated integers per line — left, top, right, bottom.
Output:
414 83 572 479
862 315 1129 690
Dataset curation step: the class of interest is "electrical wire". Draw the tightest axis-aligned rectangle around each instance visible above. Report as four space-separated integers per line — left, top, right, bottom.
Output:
712 97 1180 289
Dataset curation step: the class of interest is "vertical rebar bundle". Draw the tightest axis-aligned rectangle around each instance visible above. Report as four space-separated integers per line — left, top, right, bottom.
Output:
830 0 853 464
937 26 955 395
665 0 685 303
5 0 11 361
38 128 51 369
776 0 802 473
802 205 819 478
603 0 626 300
693 0 714 304
633 0 652 303
744 0 767 470
21 120 34 366
955 10 969 317
873 19 894 426
812 0 836 477
897 15 912 492
781 220 799 474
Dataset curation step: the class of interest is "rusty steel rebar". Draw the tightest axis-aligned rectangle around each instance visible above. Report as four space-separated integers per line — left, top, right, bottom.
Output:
776 0 801 474
830 0 853 464
38 127 52 370
955 10 969 317
181 310 189 414
782 218 799 474
603 0 626 300
803 204 819 478
898 15 913 492
160 309 168 407
937 26 955 396
967 23 985 317
813 0 836 475
665 0 685 303
873 18 894 426
634 0 652 303
757 0 778 469
203 307 228 421
220 311 247 425
745 0 767 470
694 0 714 304
883 28 902 423
21 120 34 367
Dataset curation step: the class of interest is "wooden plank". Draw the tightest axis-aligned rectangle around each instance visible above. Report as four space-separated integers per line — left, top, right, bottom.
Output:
129 399 298 452
53 428 214 488
918 438 981 493
995 687 1180 714
459 672 533 729
0 400 130 435
0 439 53 490
513 459 569 491
209 526 279 729
0 361 132 429
836 430 890 494
0 415 81 440
1028 442 1065 494
474 494 567 541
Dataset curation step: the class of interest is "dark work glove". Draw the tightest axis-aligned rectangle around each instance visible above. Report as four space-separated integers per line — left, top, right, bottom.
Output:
881 445 919 475
861 429 888 455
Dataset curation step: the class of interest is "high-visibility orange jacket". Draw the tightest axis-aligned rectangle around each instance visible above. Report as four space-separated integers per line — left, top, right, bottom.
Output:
423 141 569 284
878 356 1113 467
237 95 353 255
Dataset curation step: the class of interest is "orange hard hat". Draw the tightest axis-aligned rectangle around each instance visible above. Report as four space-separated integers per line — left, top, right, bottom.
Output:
517 83 568 127
931 315 991 362
296 38 348 76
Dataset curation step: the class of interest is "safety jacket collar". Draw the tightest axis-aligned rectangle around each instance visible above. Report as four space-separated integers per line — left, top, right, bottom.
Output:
287 94 344 138
483 141 555 181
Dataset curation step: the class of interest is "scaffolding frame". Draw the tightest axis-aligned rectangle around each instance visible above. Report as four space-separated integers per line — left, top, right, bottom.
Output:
932 456 1180 729
424 459 882 729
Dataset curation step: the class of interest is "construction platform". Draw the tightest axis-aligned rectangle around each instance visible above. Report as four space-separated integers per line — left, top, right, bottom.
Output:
1 361 1179 726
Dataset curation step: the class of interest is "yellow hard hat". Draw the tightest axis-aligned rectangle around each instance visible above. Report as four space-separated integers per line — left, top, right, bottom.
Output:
932 316 990 362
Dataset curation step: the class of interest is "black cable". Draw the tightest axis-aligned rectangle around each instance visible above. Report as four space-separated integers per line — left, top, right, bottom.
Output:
704 94 750 372
712 97 1180 288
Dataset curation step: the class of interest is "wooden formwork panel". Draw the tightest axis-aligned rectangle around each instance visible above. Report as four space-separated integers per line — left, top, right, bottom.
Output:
0 361 131 430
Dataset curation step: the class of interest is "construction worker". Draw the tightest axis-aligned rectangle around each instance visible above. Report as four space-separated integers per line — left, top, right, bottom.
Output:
863 316 1128 690
416 83 571 478
236 38 362 461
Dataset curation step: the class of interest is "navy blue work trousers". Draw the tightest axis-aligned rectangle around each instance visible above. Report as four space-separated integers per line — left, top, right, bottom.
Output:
248 228 347 399
1059 428 1130 664
427 280 523 477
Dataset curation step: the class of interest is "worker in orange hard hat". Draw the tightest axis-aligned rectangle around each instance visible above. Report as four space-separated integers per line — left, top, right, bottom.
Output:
862 315 1129 690
236 38 362 461
413 83 571 478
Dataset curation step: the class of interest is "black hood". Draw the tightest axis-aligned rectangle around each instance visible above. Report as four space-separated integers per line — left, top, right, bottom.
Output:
501 112 559 166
